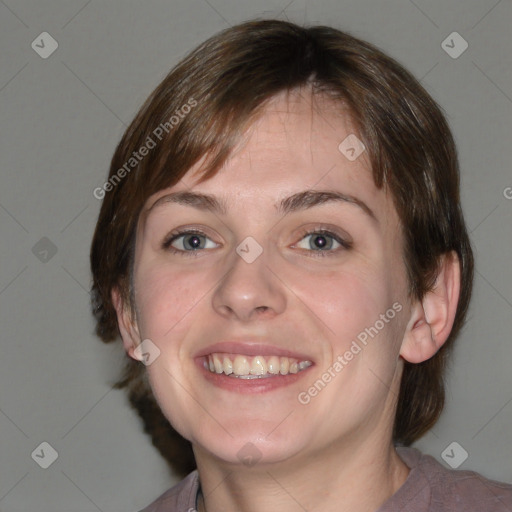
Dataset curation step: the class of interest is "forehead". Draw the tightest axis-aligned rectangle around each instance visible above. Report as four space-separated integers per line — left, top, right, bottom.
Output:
143 89 396 226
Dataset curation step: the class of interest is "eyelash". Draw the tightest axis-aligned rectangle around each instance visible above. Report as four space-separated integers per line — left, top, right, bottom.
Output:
162 227 352 258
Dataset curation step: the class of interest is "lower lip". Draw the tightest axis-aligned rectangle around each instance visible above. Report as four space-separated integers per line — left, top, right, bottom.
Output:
195 358 313 394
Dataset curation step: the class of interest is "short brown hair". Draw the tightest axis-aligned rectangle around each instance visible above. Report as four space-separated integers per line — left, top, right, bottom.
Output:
90 19 474 476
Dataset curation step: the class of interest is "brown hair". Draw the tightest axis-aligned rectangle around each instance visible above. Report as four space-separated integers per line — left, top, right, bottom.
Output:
90 19 474 476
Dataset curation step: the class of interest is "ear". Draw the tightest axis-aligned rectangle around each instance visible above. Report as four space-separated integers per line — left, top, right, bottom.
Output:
111 286 142 362
400 251 461 363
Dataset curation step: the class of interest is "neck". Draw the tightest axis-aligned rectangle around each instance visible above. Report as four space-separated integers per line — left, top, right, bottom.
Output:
194 438 410 512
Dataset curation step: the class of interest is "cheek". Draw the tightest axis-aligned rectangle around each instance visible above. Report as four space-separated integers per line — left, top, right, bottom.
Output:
292 262 394 350
133 259 210 342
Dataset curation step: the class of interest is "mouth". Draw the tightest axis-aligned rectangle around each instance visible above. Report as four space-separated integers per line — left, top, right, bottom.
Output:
203 353 313 379
194 342 315 393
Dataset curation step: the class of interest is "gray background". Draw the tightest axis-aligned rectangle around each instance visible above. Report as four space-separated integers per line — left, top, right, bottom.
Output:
0 0 511 510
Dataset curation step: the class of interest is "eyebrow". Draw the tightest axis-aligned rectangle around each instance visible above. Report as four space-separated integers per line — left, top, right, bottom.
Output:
147 189 377 222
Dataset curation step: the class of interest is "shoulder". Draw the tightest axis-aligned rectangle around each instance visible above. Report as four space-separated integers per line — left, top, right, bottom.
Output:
388 447 512 512
137 470 199 512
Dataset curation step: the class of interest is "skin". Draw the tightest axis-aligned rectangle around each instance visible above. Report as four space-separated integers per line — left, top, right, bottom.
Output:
113 88 460 512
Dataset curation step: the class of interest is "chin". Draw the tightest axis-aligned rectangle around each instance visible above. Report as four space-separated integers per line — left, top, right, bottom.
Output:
192 426 309 468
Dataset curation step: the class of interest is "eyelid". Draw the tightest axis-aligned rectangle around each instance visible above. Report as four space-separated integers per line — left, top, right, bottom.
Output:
162 227 219 251
292 226 353 253
162 224 353 257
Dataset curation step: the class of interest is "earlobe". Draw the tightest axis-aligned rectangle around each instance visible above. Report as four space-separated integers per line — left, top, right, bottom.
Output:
400 251 461 364
111 286 141 361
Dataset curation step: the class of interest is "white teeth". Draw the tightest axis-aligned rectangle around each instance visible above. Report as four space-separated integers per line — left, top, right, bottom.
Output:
267 356 280 374
250 356 267 375
233 355 250 376
205 353 312 378
223 356 233 375
213 354 223 374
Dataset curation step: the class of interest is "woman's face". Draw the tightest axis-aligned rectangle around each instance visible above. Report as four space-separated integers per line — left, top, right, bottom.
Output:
125 91 413 467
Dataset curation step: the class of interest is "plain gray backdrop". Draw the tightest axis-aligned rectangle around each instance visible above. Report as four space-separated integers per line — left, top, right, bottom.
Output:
0 0 511 510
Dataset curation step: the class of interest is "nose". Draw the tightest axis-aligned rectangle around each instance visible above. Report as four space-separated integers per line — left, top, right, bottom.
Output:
211 242 287 322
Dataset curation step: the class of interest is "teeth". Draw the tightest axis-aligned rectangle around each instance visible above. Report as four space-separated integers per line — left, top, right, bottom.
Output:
223 356 233 375
267 356 280 374
298 361 312 371
205 353 312 378
233 355 250 376
237 373 274 380
250 355 267 375
213 354 223 374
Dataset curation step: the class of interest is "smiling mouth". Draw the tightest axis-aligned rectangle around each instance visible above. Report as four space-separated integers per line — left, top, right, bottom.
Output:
203 353 313 379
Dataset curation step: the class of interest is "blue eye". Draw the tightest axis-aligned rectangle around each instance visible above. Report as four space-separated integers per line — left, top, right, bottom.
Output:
295 229 352 255
162 228 351 257
163 230 217 254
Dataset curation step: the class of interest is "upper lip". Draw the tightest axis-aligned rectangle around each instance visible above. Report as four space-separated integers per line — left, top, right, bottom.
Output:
193 341 314 362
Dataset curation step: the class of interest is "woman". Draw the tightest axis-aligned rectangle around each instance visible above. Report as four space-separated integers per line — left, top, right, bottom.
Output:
90 19 512 512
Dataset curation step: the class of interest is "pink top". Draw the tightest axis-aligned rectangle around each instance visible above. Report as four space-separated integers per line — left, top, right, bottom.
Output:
139 447 512 511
